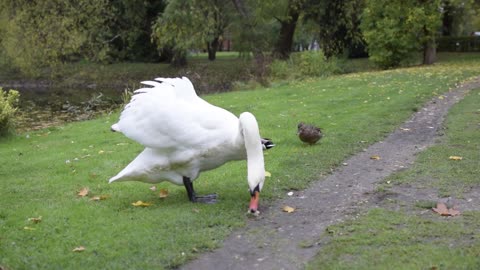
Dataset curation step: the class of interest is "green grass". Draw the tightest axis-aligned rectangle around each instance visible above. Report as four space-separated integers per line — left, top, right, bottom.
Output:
307 88 480 269
307 209 480 270
1 54 480 269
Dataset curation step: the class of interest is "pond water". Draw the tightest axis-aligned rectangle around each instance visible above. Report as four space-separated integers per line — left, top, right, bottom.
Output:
14 85 126 132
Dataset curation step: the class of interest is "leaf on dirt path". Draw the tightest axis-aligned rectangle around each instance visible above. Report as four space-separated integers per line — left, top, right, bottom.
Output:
432 202 461 216
370 155 381 160
72 246 86 252
90 195 109 201
158 189 169 198
28 216 42 223
265 171 272 177
132 201 152 207
449 156 463 161
77 187 89 197
282 205 295 213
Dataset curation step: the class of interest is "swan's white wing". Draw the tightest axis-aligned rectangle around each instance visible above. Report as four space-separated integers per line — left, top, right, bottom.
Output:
114 77 239 150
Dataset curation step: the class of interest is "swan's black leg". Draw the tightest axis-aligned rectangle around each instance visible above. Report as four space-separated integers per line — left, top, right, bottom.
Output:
183 176 218 204
183 176 196 202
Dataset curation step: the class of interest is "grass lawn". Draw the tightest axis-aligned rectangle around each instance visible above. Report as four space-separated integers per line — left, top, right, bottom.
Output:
1 53 480 269
307 87 480 269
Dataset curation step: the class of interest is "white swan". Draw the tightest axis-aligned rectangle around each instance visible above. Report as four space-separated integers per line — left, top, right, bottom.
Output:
109 77 274 213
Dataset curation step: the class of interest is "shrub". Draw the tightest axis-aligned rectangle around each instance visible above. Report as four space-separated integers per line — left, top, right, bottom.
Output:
268 51 344 80
0 88 20 136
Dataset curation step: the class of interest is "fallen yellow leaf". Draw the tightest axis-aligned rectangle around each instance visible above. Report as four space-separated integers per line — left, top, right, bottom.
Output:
370 155 381 160
77 187 89 197
28 216 42 223
282 205 295 213
265 171 272 177
159 189 169 198
449 156 463 160
72 246 86 252
132 201 152 207
23 226 36 230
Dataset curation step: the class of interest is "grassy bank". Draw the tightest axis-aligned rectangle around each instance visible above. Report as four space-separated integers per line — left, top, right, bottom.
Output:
1 54 480 269
307 88 480 269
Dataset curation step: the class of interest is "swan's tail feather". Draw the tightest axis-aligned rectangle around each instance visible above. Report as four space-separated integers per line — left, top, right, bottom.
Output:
111 123 120 132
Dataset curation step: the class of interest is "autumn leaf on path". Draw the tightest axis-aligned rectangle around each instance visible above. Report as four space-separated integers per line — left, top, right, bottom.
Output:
432 202 460 216
77 188 89 197
72 246 86 252
132 201 152 207
28 216 42 223
282 205 295 213
370 155 381 160
159 189 169 198
449 156 463 161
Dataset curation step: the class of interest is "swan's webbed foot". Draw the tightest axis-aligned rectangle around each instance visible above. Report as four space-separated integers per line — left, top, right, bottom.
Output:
183 176 218 204
192 193 218 204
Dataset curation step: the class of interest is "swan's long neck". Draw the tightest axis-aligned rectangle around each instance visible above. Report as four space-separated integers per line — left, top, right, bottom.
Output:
239 112 265 192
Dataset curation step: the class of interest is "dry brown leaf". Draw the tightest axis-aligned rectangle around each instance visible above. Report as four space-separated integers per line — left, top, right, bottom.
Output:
132 201 152 207
449 156 463 161
77 187 89 197
432 202 461 216
282 205 295 213
370 155 381 160
28 216 42 223
159 189 169 198
72 246 86 252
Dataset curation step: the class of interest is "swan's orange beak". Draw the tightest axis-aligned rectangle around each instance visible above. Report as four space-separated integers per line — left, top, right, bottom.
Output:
249 191 260 213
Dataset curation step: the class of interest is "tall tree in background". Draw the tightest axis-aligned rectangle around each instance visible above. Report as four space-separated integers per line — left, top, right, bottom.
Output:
361 0 441 68
0 0 115 75
305 0 365 58
152 0 234 66
272 0 305 59
108 0 165 62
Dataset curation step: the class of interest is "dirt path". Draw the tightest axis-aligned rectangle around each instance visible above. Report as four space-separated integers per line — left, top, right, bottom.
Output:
182 77 480 270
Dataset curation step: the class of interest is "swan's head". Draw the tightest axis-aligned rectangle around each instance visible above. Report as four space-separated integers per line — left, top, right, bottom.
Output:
248 176 265 214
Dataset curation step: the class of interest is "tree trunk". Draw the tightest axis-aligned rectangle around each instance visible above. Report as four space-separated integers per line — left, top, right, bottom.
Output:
423 25 436 65
273 2 300 59
207 37 220 61
423 42 436 65
442 1 454 36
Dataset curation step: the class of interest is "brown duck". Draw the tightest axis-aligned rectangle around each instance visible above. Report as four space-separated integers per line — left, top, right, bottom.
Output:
297 122 322 145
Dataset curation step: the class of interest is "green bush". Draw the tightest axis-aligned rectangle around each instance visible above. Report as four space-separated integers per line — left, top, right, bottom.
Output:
268 51 344 80
0 88 20 136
